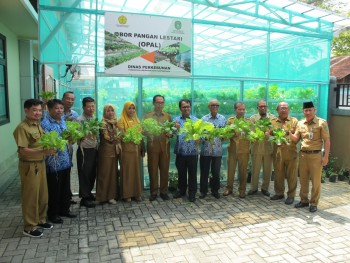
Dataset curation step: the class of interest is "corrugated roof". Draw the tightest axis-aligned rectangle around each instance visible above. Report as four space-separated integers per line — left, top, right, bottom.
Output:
330 56 350 79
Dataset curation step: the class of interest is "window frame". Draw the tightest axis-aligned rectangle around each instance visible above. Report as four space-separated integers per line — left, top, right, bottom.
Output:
0 33 9 125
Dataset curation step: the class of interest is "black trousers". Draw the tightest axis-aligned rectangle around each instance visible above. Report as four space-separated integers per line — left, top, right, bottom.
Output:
199 155 221 194
77 147 97 199
47 168 71 217
175 155 198 198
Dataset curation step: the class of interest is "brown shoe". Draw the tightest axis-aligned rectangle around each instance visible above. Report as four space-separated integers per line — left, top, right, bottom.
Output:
239 191 246 198
223 189 232 196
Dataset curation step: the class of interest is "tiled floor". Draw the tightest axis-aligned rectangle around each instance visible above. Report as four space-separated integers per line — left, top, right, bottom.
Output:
1 165 350 263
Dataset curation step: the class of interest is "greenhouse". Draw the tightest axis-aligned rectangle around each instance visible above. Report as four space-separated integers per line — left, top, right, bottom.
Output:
38 0 350 186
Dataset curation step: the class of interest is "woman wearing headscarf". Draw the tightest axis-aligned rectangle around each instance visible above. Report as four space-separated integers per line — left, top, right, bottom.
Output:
96 104 121 204
118 101 144 201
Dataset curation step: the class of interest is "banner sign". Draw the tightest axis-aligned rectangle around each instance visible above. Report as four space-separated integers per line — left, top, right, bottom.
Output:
104 12 191 76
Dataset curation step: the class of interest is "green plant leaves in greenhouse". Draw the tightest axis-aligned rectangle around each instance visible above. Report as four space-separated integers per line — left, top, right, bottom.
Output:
39 131 68 152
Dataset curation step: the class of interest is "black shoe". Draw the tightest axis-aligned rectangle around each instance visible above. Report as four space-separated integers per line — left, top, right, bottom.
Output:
309 205 317 213
285 197 294 205
60 212 77 218
270 194 284 200
199 193 207 199
211 192 220 199
261 189 270 197
189 196 196 202
160 193 170 200
173 192 185 199
87 195 96 201
149 195 157 201
48 215 63 224
248 190 258 195
23 229 43 238
37 222 53 229
80 199 95 208
294 201 309 208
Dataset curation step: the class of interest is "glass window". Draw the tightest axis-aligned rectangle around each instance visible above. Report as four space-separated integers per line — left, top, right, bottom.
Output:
0 33 9 125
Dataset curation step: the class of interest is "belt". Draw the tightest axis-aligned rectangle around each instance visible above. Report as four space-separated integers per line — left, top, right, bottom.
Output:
300 150 321 154
19 159 44 163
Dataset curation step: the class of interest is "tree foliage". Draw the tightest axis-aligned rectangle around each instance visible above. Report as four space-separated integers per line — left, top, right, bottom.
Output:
300 0 350 55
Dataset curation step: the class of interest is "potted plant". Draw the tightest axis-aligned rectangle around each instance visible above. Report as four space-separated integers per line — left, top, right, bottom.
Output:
338 167 346 181
328 168 337 183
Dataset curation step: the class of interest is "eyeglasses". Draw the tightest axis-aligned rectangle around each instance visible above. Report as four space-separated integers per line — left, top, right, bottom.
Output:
258 106 268 108
210 105 220 107
181 106 191 109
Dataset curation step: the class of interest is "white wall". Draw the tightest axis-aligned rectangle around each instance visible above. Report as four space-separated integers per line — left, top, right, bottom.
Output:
0 21 22 176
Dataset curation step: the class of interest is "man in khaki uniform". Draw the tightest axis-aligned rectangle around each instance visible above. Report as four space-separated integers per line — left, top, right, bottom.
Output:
290 101 330 212
270 102 298 205
249 100 275 196
13 99 55 238
144 95 172 201
223 102 250 198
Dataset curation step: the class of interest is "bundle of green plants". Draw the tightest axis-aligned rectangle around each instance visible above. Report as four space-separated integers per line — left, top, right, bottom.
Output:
233 118 251 136
39 131 68 152
161 121 178 136
81 119 102 137
122 124 144 145
205 127 227 145
61 121 85 143
218 124 236 140
179 119 214 141
141 118 163 137
254 118 272 132
268 128 289 146
247 127 265 143
39 91 56 100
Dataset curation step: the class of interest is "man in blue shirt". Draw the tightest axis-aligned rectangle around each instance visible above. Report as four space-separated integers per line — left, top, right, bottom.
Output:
41 99 76 224
199 99 226 199
173 99 198 202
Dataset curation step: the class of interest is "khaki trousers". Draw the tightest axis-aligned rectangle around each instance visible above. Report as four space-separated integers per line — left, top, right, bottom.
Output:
298 152 322 206
19 161 48 232
273 150 297 197
250 153 272 192
147 147 170 195
226 152 249 192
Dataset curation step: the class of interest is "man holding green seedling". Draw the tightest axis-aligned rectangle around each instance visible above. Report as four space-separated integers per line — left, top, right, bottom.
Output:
144 95 172 202
223 102 251 198
290 101 330 213
270 102 298 205
13 99 56 238
173 99 198 202
199 99 226 199
76 97 98 208
249 100 275 197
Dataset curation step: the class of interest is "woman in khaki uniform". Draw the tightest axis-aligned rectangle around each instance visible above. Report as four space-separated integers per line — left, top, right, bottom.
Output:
118 102 145 201
96 104 121 204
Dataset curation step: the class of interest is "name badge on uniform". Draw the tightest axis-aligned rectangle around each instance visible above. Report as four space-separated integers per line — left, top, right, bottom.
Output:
308 132 313 140
308 128 314 140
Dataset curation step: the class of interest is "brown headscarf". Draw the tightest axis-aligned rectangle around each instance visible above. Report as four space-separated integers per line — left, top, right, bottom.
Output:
100 104 118 142
118 101 140 130
102 104 117 124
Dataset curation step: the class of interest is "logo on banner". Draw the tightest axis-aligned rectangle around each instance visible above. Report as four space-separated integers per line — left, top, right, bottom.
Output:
175 21 182 30
118 15 127 25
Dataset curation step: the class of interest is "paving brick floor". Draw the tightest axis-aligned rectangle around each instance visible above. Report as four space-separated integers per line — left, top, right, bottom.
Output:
1 166 350 263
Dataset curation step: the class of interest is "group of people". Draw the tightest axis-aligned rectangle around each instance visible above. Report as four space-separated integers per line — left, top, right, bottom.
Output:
13 92 330 238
